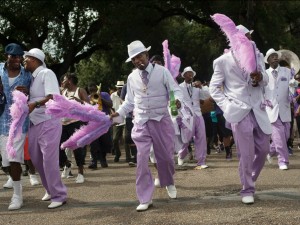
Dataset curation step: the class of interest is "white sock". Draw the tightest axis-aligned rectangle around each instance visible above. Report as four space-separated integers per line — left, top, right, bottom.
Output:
13 181 22 196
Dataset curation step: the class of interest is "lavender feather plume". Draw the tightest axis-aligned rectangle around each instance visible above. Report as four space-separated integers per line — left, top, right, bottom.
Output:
46 94 111 150
162 40 181 80
211 13 257 73
7 91 29 158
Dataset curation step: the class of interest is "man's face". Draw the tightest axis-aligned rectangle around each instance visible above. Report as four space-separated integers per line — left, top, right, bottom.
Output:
183 71 194 84
268 53 279 68
23 56 36 72
131 52 149 70
117 87 122 96
6 54 23 70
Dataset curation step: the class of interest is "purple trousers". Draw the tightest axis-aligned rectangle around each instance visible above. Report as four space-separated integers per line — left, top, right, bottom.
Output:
28 119 67 202
178 115 207 166
131 116 175 204
231 111 270 197
269 118 290 166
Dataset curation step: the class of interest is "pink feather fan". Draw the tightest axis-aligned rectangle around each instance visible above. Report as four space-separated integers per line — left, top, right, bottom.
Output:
46 94 111 150
7 90 29 158
211 13 257 74
162 40 181 80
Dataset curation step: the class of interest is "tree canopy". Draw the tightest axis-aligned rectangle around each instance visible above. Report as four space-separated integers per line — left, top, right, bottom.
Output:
1 0 300 91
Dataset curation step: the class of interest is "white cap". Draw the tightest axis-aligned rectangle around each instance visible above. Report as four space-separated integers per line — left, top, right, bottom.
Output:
24 48 46 67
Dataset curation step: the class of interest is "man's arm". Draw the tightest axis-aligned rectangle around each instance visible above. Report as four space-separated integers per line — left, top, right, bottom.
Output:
209 58 228 112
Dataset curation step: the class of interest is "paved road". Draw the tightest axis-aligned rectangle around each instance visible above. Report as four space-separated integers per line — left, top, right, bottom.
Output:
1 143 300 225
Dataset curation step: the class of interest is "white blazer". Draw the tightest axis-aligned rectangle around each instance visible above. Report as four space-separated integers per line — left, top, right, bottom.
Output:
209 51 272 135
264 66 292 123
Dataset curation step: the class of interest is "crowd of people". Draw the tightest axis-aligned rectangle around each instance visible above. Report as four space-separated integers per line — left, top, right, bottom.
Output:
0 20 300 212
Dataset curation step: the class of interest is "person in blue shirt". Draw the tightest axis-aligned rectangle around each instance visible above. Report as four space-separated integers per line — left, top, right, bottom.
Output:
0 43 31 210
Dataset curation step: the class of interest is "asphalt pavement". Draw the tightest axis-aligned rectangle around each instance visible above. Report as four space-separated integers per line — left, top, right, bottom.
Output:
1 142 300 225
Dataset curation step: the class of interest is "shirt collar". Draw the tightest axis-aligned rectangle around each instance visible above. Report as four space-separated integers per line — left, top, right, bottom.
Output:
32 66 44 78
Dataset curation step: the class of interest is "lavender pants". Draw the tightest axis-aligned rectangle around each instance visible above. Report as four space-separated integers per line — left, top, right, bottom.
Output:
269 117 290 166
231 111 270 197
131 116 175 204
178 115 207 166
28 119 67 202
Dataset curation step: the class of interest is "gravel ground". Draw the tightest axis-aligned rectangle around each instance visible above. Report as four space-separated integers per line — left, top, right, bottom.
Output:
0 142 300 225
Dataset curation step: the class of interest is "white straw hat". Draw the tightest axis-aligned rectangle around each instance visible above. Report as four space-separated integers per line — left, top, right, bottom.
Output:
24 48 46 67
181 66 196 78
125 40 151 63
264 48 282 64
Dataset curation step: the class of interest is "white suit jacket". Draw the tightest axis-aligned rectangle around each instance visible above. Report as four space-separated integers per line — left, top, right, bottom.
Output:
209 51 272 135
264 66 292 123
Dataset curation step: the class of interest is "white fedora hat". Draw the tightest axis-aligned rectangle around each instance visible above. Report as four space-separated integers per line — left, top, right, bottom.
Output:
181 66 196 78
236 24 254 35
264 48 282 64
115 81 124 88
125 40 151 63
24 48 46 67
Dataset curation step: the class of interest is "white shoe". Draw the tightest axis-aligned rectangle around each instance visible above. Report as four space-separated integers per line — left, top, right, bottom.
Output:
42 192 51 201
154 178 160 188
29 174 40 186
3 176 13 189
166 185 177 199
178 157 184 166
48 201 65 209
266 154 273 164
75 174 84 184
200 165 208 169
61 166 71 178
242 196 254 204
136 201 153 212
8 194 23 210
279 164 288 170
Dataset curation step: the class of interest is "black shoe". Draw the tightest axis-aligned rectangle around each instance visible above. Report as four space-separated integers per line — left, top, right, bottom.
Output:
100 162 108 168
114 157 119 162
128 162 136 167
88 164 97 169
226 152 232 160
288 146 293 156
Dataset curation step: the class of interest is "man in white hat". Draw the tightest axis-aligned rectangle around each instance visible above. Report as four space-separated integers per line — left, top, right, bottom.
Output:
209 22 272 205
24 48 67 209
178 66 208 169
111 80 124 162
111 40 183 211
264 48 293 170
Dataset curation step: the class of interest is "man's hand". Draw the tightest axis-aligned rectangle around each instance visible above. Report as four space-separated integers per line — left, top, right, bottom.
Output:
175 99 181 109
110 112 120 120
28 102 36 113
250 71 262 83
15 86 29 95
193 81 202 88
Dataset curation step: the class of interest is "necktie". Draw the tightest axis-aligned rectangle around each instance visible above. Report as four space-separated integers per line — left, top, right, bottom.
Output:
141 70 149 86
272 70 278 79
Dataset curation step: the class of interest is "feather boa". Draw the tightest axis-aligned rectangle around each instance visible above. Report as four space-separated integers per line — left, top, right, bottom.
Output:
7 90 29 158
162 40 181 80
45 94 111 150
211 13 257 73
